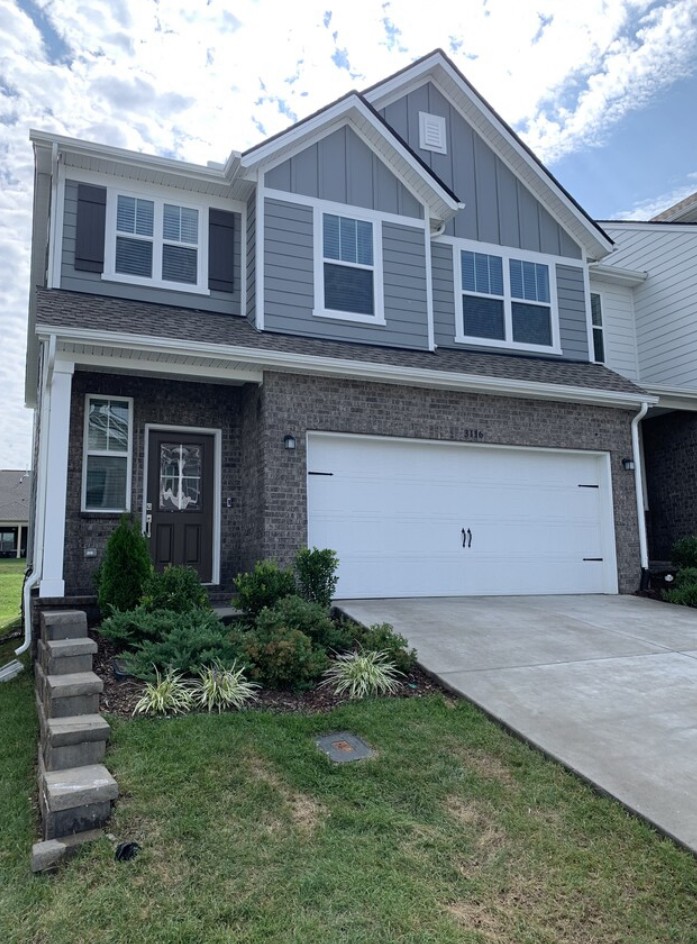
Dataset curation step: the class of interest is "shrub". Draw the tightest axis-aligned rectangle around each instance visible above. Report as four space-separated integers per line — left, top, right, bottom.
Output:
321 649 403 700
97 515 152 614
194 661 260 713
234 560 296 620
294 547 339 608
120 610 243 679
243 627 328 689
663 566 697 608
133 668 195 716
671 536 697 569
351 622 417 673
141 565 210 614
255 595 353 652
100 605 176 649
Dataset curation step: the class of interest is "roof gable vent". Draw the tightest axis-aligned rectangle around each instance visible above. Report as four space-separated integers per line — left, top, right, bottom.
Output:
419 112 447 154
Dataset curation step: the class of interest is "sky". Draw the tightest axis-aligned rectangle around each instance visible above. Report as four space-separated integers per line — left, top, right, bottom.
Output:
2 0 697 468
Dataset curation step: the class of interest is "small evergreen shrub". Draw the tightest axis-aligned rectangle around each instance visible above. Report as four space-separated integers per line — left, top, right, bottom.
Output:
352 622 417 673
97 515 152 614
100 605 176 649
671 537 697 569
120 610 242 679
243 627 328 689
141 565 210 614
294 547 339 608
234 560 296 619
255 595 353 652
321 649 403 700
133 668 195 716
663 566 697 608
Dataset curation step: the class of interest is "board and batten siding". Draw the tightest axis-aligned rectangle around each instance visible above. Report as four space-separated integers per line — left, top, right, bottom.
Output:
380 82 581 259
60 179 241 316
603 225 697 387
263 198 429 349
588 277 639 381
265 126 423 219
432 243 589 359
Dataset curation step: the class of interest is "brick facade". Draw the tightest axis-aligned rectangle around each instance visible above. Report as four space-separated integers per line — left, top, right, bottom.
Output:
643 411 697 561
63 367 641 596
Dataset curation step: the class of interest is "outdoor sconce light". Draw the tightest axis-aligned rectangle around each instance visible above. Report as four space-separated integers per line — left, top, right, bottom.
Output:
621 457 635 471
283 434 296 450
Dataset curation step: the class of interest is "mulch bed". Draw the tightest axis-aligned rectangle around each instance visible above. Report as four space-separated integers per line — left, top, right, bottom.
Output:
91 630 449 720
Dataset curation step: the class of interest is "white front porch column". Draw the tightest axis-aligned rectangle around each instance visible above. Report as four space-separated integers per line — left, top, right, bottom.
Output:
16 524 23 559
39 361 74 598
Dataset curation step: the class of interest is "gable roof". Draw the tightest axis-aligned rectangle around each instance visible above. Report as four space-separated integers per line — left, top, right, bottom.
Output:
651 191 697 223
0 471 30 524
363 49 613 260
241 91 463 225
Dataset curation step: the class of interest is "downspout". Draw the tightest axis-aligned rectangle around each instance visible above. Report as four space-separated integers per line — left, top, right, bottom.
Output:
15 335 56 656
631 401 650 591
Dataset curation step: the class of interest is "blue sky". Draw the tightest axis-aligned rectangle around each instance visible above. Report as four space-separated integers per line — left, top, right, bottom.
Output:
2 0 697 466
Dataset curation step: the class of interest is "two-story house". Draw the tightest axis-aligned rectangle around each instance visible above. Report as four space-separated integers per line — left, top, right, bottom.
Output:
589 193 697 562
24 49 652 620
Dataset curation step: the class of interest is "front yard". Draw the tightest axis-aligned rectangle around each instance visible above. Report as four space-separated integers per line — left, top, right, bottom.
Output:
2 671 697 944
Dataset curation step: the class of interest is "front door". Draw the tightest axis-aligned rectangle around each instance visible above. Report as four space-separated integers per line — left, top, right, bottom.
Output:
146 431 215 582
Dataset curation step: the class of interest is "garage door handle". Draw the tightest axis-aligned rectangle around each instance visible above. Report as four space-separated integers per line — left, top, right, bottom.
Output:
461 528 472 548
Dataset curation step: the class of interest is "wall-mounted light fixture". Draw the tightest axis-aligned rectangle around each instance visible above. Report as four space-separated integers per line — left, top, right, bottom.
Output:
283 434 296 451
621 457 635 472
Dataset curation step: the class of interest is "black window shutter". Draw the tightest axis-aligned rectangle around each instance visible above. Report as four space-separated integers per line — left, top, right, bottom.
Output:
75 184 107 272
208 209 235 293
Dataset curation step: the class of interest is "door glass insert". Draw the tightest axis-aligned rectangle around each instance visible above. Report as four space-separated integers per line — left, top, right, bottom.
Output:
159 443 202 511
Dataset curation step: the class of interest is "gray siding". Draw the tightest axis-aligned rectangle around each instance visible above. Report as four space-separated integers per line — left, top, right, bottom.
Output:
265 126 423 219
556 264 589 360
433 245 589 359
61 179 241 315
263 198 429 349
246 192 256 323
381 83 582 259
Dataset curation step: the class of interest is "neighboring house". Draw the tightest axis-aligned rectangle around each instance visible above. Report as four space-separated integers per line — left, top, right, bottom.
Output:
0 470 29 558
589 192 697 560
24 49 653 611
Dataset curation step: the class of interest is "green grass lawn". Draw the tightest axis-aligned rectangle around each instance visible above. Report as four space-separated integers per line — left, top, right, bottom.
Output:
1 675 697 944
0 558 25 662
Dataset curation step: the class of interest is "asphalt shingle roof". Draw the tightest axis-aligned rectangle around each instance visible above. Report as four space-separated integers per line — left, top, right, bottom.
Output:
0 470 30 524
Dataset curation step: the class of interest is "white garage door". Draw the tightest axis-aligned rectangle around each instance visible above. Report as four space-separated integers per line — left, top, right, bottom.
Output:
307 433 618 598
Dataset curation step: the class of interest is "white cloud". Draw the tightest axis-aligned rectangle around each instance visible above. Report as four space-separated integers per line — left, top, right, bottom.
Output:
2 0 697 465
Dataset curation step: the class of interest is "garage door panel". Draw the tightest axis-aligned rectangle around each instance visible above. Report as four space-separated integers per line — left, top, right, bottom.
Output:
307 434 616 598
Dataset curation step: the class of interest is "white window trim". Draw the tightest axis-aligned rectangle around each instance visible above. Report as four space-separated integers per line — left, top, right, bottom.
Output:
103 187 211 295
81 395 134 513
452 240 562 354
590 290 605 364
312 203 386 325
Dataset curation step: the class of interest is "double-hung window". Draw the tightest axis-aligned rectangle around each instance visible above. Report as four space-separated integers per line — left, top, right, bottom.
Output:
107 191 205 292
457 244 559 352
590 292 605 363
82 396 133 512
315 210 384 323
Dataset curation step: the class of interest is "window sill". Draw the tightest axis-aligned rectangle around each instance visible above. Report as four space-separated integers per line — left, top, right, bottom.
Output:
313 308 386 326
80 508 130 516
453 333 562 356
102 273 211 296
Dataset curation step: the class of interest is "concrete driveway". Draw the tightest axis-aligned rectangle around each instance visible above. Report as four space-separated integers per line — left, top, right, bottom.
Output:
338 594 697 854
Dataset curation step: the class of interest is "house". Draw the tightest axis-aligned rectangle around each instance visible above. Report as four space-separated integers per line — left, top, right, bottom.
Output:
0 470 29 558
24 49 653 620
589 192 697 561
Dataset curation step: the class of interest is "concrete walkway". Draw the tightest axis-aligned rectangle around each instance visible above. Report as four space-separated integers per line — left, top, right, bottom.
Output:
338 594 697 854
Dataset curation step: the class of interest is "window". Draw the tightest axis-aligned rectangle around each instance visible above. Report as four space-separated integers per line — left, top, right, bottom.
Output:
82 397 133 512
316 211 384 323
590 292 605 363
106 191 204 291
457 245 558 351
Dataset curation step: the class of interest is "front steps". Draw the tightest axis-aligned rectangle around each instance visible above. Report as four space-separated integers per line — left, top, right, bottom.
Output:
32 610 118 872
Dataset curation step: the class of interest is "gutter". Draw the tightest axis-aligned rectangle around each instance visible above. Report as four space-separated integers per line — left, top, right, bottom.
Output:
37 324 657 411
631 401 650 589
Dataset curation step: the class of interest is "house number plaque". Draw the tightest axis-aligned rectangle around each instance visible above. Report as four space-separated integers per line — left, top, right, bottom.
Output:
463 429 484 440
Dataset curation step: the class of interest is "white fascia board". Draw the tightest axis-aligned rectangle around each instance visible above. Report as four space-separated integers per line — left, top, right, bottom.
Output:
37 323 656 410
240 95 462 223
30 129 242 189
589 263 648 287
643 385 697 412
601 220 697 234
365 54 612 260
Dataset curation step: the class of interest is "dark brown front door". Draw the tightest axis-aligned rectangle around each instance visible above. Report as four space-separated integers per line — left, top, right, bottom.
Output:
146 431 215 582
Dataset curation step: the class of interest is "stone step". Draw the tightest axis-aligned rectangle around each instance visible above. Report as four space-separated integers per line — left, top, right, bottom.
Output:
41 610 88 643
31 829 104 873
37 637 97 676
42 715 111 771
38 666 102 718
39 763 118 840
